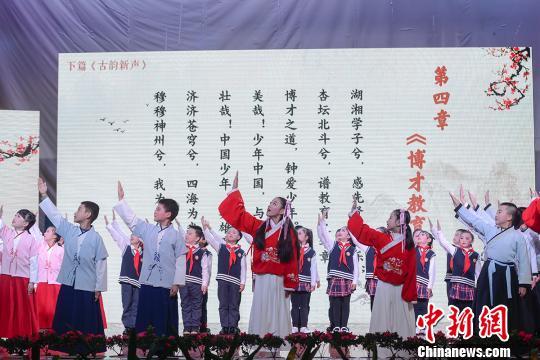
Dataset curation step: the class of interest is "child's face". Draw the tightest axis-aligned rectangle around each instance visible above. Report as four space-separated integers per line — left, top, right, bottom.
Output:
336 227 351 242
11 212 29 230
452 231 462 245
73 204 91 224
130 234 142 247
417 231 431 247
185 228 201 245
413 229 422 245
495 205 512 226
44 226 57 242
266 198 285 217
225 228 241 244
297 228 308 245
386 212 400 230
459 233 473 248
153 204 171 222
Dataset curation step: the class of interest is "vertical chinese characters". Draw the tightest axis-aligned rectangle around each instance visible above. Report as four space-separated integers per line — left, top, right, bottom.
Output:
153 90 167 202
186 90 200 221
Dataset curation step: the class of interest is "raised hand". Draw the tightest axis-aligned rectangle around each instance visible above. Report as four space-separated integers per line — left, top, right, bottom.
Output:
117 181 125 201
201 216 210 230
318 209 328 225
428 218 433 230
0 205 3 218
104 215 109 226
484 190 490 205
38 177 48 197
349 196 358 217
468 190 478 209
459 184 465 204
174 218 181 228
436 219 441 232
232 171 239 190
449 192 461 207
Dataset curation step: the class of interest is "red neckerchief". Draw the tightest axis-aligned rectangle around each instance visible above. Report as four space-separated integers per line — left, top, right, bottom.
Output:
186 245 198 274
337 241 351 268
461 247 474 274
226 243 240 271
418 245 430 270
299 244 309 270
449 247 474 274
133 247 141 276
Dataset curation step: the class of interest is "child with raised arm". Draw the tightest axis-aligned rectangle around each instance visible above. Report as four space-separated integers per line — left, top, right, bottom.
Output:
430 219 480 312
198 236 212 333
347 199 417 356
443 229 464 304
451 190 530 332
317 210 358 332
201 217 246 334
38 178 108 351
33 224 65 330
218 171 299 338
113 181 186 336
104 212 142 333
0 205 39 337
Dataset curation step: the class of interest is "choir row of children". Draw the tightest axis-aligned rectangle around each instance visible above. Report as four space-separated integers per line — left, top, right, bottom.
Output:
1 177 539 354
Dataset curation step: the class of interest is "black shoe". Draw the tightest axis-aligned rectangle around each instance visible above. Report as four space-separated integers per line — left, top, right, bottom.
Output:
220 327 228 335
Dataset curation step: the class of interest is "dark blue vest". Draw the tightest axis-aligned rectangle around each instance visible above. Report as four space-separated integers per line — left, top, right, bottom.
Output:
327 242 356 281
416 248 435 286
119 246 142 288
216 243 244 285
186 247 204 284
445 252 452 281
365 246 377 279
298 247 316 283
449 248 479 287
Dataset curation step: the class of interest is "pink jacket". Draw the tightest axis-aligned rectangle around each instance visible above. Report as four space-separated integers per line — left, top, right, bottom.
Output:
37 242 64 285
0 220 40 280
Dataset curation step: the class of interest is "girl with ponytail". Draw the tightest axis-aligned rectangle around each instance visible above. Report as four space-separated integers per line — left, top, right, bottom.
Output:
0 206 40 337
218 171 299 340
347 198 417 358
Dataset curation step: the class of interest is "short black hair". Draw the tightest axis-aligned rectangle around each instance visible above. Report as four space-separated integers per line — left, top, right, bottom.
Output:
158 199 179 220
500 202 520 228
188 224 203 240
80 201 99 223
